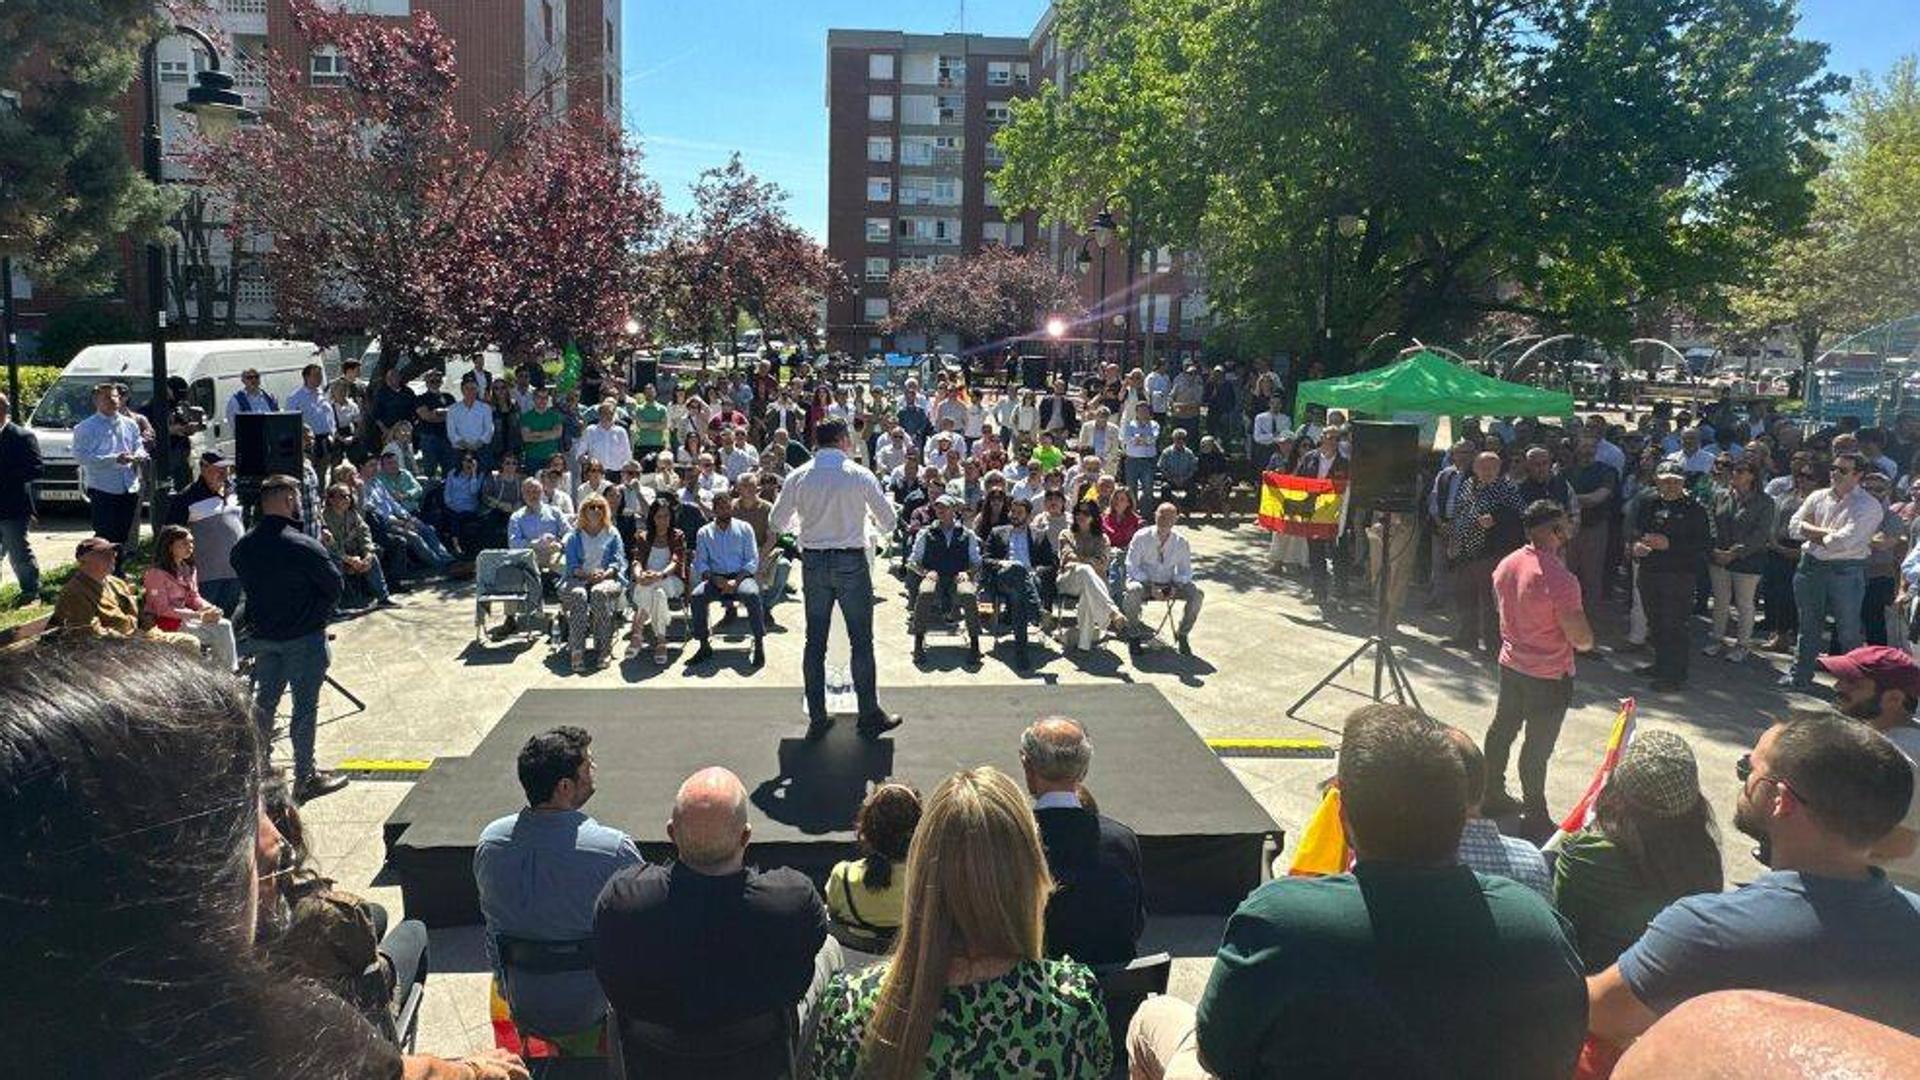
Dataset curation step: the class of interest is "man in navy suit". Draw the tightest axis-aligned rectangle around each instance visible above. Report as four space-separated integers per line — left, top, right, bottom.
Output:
984 497 1058 669
1021 716 1146 965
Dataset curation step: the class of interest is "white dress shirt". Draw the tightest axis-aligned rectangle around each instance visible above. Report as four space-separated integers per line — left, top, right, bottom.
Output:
770 449 898 551
1790 486 1885 563
446 399 495 449
1251 411 1292 449
1127 527 1194 586
575 422 633 473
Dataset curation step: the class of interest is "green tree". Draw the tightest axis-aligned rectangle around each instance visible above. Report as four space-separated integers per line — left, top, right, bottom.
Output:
997 0 1842 375
1731 56 1920 365
0 0 177 290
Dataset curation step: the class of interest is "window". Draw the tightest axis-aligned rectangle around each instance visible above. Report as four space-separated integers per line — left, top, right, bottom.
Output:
988 62 1012 86
983 221 1025 247
985 102 1011 127
866 136 892 163
937 56 965 86
607 19 616 54
868 53 895 80
985 143 1006 168
865 217 892 242
900 135 962 167
983 181 1002 208
868 94 893 122
867 176 893 202
934 177 960 204
863 297 890 322
865 257 890 282
159 59 190 84
937 95 963 124
1137 294 1172 334
309 48 347 88
1012 62 1031 87
542 1 554 44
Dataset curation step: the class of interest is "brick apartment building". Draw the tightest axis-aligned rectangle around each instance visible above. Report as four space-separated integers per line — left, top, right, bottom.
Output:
11 0 620 357
825 11 1208 363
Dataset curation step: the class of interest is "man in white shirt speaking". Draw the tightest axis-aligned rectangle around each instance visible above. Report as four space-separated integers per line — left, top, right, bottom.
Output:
1122 502 1205 656
1785 451 1884 690
769 418 902 741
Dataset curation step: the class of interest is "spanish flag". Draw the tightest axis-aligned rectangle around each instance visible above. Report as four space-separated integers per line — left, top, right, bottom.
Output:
1288 784 1353 876
1259 472 1347 540
1548 698 1637 850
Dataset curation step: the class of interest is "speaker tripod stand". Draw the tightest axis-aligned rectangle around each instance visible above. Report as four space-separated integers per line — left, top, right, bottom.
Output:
1286 506 1425 720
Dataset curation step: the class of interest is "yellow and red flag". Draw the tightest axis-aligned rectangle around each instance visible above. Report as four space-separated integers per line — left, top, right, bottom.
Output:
1550 698 1638 847
1288 784 1353 876
1259 472 1347 540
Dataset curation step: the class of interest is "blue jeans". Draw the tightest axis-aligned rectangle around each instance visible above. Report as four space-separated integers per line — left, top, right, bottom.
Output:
0 515 40 597
252 630 331 779
801 549 879 722
691 577 765 641
1123 456 1155 506
1793 556 1866 682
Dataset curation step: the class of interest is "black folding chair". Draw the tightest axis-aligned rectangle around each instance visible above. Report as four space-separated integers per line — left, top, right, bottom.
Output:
495 935 607 1061
1094 952 1173 1080
609 1005 798 1080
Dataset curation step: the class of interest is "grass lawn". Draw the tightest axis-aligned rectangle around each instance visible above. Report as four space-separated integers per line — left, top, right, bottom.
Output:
0 538 155 631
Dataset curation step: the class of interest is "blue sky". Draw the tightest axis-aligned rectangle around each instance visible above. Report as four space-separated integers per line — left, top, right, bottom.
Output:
620 0 1915 240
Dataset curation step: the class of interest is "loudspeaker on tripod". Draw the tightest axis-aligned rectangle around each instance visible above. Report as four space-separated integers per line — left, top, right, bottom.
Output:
1348 420 1421 512
234 411 306 480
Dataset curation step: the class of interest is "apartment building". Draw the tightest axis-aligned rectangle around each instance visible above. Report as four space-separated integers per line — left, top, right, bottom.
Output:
825 12 1209 362
824 29 1039 356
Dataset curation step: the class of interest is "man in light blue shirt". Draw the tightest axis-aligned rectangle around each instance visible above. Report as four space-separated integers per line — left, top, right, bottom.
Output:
688 490 764 666
475 725 643 1046
285 363 336 466
71 383 146 561
507 476 568 572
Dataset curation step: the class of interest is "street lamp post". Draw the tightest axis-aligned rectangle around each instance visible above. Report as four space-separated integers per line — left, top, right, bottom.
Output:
1091 207 1118 370
141 25 255 535
1319 210 1363 373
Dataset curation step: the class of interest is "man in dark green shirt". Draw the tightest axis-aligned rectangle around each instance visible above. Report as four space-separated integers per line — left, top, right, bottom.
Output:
519 386 565 468
1136 704 1587 1080
631 383 670 457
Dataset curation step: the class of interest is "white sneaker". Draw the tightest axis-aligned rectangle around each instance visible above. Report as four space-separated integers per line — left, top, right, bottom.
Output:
1702 642 1723 657
1727 646 1749 663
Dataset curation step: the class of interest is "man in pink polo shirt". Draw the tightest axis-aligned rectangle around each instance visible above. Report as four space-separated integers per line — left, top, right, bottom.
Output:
1484 499 1595 825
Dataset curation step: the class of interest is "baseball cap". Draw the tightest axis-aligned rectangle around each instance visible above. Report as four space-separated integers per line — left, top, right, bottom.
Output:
935 494 964 509
1817 645 1920 698
74 536 118 559
1654 460 1686 479
200 451 233 468
1611 730 1701 818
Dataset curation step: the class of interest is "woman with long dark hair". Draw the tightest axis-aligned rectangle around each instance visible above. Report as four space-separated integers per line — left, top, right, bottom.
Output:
625 494 687 664
973 488 1013 541
144 523 239 671
1553 730 1723 972
825 783 923 950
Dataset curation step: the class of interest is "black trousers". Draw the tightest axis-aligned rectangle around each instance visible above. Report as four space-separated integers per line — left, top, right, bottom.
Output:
1451 555 1500 650
1640 569 1695 681
1759 549 1799 636
1863 576 1897 646
1484 666 1573 812
1307 536 1350 601
86 488 141 571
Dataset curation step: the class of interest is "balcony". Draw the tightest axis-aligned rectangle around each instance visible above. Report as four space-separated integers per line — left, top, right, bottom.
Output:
219 0 268 35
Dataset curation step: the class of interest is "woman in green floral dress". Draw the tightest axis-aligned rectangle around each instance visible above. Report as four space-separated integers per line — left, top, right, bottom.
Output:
808 767 1113 1079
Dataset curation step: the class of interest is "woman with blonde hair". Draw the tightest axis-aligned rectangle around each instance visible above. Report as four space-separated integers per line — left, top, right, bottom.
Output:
809 767 1112 1079
560 494 625 672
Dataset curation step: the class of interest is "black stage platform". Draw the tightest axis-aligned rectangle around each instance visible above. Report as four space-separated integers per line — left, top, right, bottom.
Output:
384 686 1283 927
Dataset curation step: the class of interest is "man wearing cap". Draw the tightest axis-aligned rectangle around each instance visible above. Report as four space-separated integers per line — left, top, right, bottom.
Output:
1784 451 1884 690
1820 645 1920 891
1633 460 1711 691
1485 500 1595 823
231 474 348 803
166 452 248 615
51 537 198 651
906 494 983 664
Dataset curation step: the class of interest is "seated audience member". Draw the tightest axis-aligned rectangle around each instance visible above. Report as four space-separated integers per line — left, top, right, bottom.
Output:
322 484 398 610
0 638 529 1080
260 770 428 1044
1033 488 1073 551
1554 730 1722 973
907 495 984 664
443 451 487 556
475 726 643 1049
52 536 199 652
593 768 839 1038
1022 717 1145 964
974 487 1013 539
508 476 568 574
734 473 793 612
1817 645 1920 891
1443 726 1551 901
686 490 766 667
559 495 625 672
1156 428 1199 505
1056 501 1129 652
622 495 687 665
1122 502 1205 654
1587 712 1920 1048
984 496 1059 669
1614 990 1920 1080
357 457 455 572
375 449 426 514
1131 704 1586 1080
825 782 923 949
810 767 1113 1078
1193 435 1233 514
143 524 239 671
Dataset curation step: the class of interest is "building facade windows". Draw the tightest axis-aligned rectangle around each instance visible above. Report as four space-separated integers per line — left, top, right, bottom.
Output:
937 55 965 85
937 95 963 124
865 217 892 242
866 136 893 162
869 52 895 80
868 93 894 121
865 257 890 282
309 48 347 88
863 297 890 321
982 221 1025 247
986 61 1030 87
867 176 893 202
985 102 1011 127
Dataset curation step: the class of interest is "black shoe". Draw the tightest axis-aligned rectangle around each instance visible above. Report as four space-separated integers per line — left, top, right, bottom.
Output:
1481 788 1523 818
804 717 832 742
376 596 400 608
686 642 715 665
1633 663 1659 676
750 640 765 667
857 713 903 738
1650 678 1685 692
294 771 350 804
966 642 982 667
1176 632 1191 655
913 635 927 663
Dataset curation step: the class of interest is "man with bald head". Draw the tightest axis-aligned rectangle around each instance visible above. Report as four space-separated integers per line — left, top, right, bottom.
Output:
1023 717 1146 964
592 767 838 1039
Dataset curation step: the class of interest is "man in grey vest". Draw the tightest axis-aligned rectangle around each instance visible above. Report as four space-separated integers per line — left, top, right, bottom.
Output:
906 494 982 664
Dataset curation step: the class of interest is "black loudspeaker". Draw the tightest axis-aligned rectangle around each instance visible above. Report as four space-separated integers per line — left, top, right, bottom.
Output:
631 356 659 393
234 411 306 479
1020 354 1049 390
1349 420 1420 512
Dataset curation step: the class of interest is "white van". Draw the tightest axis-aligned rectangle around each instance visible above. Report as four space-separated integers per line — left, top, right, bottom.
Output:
29 339 332 504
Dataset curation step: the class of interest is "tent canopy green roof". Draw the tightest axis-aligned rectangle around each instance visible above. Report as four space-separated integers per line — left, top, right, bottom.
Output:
1294 350 1575 421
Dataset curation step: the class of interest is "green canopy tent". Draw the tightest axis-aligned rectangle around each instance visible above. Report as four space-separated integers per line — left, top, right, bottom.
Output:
1293 349 1575 421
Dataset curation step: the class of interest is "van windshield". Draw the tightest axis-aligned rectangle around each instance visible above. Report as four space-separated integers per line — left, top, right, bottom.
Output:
29 376 154 431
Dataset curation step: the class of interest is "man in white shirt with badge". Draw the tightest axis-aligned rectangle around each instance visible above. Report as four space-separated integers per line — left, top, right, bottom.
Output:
1122 502 1204 656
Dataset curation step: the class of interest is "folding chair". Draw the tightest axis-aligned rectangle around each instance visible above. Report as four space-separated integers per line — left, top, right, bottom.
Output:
1094 953 1173 1080
609 1004 798 1080
495 935 608 1063
474 549 549 643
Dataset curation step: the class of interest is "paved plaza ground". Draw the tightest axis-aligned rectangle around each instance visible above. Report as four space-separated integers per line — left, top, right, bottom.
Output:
29 507 1810 1057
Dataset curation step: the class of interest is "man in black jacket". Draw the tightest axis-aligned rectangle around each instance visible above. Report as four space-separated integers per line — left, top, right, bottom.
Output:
1022 716 1145 965
0 392 42 602
1633 460 1713 691
231 474 347 803
985 497 1058 669
1297 428 1351 605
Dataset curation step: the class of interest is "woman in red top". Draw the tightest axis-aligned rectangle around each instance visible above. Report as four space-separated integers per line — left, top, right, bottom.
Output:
1102 487 1145 596
142 524 238 671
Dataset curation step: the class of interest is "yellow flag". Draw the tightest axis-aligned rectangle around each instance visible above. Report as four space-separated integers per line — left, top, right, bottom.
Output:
1288 785 1351 876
